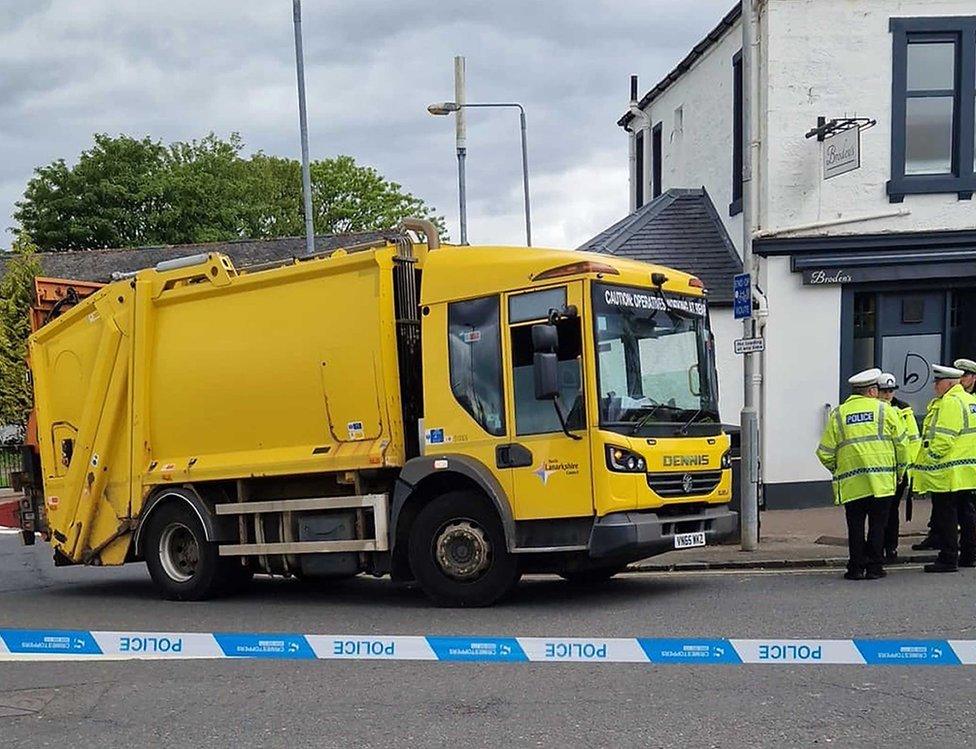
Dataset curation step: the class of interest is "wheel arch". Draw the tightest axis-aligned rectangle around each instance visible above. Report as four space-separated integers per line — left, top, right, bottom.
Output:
390 455 516 580
132 485 220 558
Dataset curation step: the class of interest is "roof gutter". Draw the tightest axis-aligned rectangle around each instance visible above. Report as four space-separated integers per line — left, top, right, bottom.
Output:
627 75 651 213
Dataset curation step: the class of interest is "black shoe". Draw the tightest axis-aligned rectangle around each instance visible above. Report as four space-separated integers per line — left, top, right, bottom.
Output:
924 562 959 573
884 551 899 563
912 537 939 551
843 569 865 580
865 568 887 580
959 558 975 568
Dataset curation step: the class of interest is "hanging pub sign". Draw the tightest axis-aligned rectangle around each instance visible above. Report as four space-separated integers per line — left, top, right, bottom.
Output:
823 127 860 179
804 116 876 181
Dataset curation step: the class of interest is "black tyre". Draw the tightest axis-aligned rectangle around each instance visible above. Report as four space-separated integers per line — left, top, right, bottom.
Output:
144 502 227 601
559 565 627 586
223 559 254 593
408 491 519 607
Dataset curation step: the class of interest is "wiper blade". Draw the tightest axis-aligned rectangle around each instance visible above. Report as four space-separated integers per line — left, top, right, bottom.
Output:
677 408 702 435
676 408 713 435
630 403 679 434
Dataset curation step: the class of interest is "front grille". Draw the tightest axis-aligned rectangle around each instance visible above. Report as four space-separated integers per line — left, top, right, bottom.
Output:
646 470 722 498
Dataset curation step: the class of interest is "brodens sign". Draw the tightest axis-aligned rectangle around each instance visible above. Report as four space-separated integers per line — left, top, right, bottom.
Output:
823 127 860 179
802 269 855 285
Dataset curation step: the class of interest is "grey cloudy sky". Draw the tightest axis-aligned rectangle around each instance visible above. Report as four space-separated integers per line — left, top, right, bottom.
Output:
0 0 733 250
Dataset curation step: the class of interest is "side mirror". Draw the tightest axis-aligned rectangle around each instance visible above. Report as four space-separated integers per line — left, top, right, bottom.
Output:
532 323 558 353
534 352 559 400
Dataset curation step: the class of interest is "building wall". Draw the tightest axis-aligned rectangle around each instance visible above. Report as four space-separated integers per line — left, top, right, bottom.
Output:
711 307 744 425
761 256 841 489
626 0 976 506
763 0 976 236
636 20 744 253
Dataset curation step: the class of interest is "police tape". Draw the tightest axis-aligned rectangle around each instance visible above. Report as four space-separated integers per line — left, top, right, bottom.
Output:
1 629 975 665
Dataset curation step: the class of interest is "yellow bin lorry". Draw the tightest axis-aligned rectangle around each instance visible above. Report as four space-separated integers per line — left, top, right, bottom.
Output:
17 219 736 606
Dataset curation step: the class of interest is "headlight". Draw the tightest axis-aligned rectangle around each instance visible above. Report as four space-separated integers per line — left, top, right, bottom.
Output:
721 450 732 469
606 446 646 473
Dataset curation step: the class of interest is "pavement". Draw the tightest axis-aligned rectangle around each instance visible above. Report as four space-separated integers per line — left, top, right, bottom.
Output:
2 534 976 747
642 497 937 571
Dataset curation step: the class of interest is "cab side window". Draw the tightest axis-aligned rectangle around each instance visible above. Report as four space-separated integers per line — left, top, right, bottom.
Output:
510 317 585 436
448 296 506 436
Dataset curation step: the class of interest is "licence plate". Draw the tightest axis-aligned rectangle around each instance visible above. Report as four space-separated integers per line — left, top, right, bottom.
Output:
674 531 706 549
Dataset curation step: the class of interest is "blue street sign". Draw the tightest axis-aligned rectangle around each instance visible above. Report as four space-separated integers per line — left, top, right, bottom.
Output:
733 273 751 320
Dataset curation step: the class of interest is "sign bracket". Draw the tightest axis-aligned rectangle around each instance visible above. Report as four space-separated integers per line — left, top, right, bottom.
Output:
805 116 876 142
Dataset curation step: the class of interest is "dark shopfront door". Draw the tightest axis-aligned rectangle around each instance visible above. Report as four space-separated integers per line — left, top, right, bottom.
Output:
850 288 976 415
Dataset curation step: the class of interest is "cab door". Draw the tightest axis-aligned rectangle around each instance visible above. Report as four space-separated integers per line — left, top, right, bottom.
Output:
421 294 514 501
503 283 593 520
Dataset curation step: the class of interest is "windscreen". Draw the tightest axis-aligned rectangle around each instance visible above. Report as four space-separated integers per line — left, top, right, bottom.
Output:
593 282 719 436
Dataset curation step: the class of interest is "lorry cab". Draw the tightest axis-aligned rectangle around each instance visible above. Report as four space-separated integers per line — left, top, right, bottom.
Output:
404 245 736 592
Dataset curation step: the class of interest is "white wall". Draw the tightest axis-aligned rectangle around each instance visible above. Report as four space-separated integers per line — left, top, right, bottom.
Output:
761 256 841 485
711 307 744 425
763 0 976 236
639 19 744 254
632 0 976 238
627 0 976 496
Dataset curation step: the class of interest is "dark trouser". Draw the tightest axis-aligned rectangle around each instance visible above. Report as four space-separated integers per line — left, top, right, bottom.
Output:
845 496 891 574
925 501 940 545
884 479 908 555
931 491 976 567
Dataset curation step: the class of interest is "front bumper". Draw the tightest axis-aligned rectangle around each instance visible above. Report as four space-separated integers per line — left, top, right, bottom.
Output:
589 506 738 559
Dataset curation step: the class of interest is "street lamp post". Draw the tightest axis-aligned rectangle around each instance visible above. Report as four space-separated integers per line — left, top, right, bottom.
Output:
292 0 315 256
428 101 533 247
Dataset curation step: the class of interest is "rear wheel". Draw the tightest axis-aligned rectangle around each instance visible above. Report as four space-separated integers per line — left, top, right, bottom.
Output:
144 503 229 601
408 491 519 607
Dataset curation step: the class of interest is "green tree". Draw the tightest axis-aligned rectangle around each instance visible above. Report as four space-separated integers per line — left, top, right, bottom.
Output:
15 134 169 252
14 133 444 251
0 233 41 431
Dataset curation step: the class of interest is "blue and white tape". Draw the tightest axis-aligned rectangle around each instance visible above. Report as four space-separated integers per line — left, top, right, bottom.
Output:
1 629 973 665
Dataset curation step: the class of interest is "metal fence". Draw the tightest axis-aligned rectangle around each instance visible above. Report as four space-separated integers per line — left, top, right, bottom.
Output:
0 446 21 489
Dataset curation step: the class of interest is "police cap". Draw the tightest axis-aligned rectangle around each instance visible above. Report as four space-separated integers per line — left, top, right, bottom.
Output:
953 358 976 375
878 372 897 390
848 368 882 387
933 364 964 380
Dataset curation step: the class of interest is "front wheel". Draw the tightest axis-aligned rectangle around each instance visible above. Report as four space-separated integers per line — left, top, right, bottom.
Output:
144 503 228 601
408 491 519 607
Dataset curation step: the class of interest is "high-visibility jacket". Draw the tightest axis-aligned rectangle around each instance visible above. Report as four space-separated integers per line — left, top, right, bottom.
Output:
891 398 921 465
816 394 909 505
912 384 976 493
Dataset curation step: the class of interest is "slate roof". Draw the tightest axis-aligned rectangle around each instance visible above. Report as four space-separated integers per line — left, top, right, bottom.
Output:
0 231 390 283
578 188 742 304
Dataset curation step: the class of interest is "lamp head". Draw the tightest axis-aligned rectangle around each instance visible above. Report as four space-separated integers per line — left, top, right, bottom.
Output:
427 102 460 115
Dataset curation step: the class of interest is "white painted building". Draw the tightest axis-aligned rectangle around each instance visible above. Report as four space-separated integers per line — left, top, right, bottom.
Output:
612 0 976 508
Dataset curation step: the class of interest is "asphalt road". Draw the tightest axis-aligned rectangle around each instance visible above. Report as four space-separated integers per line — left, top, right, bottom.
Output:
2 535 976 748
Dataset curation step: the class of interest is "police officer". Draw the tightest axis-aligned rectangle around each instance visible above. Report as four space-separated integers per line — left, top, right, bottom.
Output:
913 365 976 572
876 372 920 562
955 359 976 396
817 368 910 580
953 358 976 557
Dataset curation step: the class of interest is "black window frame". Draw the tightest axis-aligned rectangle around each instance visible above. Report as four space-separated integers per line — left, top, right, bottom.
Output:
730 50 743 216
888 16 976 202
635 130 645 209
651 122 663 199
509 315 586 437
447 295 506 437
